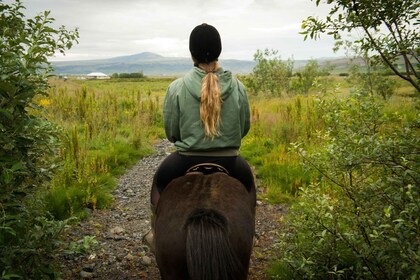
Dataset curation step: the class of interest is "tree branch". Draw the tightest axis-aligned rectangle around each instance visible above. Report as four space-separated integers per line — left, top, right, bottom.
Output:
350 0 419 92
359 17 419 91
391 19 420 79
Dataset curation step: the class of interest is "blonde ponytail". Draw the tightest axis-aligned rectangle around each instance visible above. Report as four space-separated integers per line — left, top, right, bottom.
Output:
199 61 222 138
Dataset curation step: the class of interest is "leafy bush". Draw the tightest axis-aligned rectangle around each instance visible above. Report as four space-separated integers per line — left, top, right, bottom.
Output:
349 64 397 100
0 0 78 277
272 94 419 279
290 60 322 95
245 49 293 96
111 72 145 79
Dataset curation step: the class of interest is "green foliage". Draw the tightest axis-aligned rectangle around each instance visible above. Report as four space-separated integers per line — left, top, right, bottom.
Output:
290 59 334 95
301 0 420 92
340 43 398 100
0 212 69 279
272 94 420 279
64 235 98 256
245 49 294 96
0 0 78 191
349 50 397 100
0 0 78 278
349 63 397 100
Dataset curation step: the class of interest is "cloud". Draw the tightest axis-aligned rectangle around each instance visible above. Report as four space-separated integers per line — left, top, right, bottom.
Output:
6 0 344 61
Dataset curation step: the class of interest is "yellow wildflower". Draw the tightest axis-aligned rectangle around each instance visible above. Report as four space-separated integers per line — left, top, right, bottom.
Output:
38 98 50 108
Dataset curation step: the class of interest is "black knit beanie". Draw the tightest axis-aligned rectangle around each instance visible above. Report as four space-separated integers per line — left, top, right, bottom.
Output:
189 23 222 64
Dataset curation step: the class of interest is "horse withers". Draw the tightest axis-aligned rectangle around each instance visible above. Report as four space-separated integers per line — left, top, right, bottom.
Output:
154 172 255 280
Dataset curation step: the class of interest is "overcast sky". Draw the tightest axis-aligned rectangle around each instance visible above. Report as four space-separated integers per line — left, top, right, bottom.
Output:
9 0 347 61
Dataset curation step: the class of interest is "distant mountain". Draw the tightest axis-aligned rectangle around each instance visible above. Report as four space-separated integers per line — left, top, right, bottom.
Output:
52 52 257 76
106 52 165 63
52 52 359 76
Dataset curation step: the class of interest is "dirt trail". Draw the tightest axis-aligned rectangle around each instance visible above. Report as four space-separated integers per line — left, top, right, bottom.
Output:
58 139 285 279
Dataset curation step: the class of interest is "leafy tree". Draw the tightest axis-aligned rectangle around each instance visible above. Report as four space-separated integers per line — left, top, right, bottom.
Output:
0 0 78 277
301 0 420 92
246 49 294 96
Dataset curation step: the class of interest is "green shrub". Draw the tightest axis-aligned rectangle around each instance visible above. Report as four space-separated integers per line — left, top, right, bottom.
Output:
272 94 419 279
349 65 397 100
47 174 115 220
0 0 78 277
290 60 321 95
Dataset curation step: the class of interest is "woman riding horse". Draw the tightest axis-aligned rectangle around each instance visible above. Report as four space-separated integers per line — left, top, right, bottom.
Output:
144 23 256 253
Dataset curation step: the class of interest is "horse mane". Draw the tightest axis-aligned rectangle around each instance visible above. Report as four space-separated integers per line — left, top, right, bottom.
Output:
185 208 246 280
154 174 254 280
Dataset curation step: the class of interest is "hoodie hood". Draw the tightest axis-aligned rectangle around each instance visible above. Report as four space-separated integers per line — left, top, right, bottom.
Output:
163 66 251 153
183 67 236 101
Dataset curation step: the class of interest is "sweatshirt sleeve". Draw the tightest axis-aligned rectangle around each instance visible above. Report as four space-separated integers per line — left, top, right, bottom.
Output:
238 81 251 138
163 83 181 143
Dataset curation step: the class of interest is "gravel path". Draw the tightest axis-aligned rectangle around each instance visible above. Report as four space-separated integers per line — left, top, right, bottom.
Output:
58 139 285 279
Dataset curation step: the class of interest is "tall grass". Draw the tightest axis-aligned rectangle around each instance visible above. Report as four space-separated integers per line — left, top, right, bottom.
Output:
242 94 324 203
39 75 414 215
242 75 418 204
37 78 169 219
41 76 323 213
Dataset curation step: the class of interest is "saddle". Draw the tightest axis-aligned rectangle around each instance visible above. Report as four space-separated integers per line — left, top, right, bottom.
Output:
185 163 229 176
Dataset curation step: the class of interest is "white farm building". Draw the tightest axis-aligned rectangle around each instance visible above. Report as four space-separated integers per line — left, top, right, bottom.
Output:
86 72 110 79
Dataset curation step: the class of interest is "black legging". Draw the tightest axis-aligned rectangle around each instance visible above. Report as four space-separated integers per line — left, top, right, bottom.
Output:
151 152 256 206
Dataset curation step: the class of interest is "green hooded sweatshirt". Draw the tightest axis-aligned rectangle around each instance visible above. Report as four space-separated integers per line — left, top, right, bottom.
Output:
163 67 250 156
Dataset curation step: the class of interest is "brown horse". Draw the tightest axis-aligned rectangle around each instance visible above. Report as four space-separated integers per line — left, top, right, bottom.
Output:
154 172 255 280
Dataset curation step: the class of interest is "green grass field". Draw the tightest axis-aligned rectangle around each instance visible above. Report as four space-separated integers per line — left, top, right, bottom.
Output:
38 77 169 218
40 75 417 218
